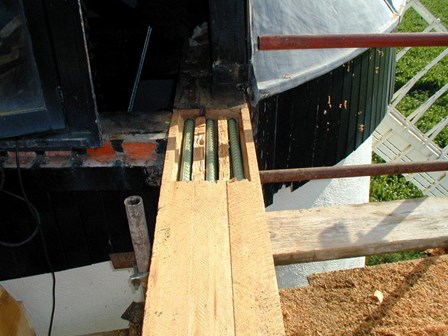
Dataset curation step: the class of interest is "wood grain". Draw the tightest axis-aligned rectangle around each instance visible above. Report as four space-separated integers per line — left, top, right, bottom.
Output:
143 182 235 335
144 107 285 335
268 197 448 265
227 107 285 336
238 107 255 180
162 110 182 183
218 116 230 180
0 286 34 336
192 117 206 181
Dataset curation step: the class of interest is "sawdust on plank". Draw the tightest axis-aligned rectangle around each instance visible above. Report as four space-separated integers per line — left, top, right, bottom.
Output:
280 254 448 336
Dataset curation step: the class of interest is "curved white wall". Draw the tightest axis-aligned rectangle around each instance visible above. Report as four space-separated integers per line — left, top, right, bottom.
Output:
268 137 372 288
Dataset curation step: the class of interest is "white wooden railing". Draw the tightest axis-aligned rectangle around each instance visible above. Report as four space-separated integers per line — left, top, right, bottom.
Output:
373 0 448 196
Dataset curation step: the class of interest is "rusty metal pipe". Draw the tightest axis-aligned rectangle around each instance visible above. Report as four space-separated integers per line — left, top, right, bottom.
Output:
124 196 151 274
258 33 448 50
259 161 448 184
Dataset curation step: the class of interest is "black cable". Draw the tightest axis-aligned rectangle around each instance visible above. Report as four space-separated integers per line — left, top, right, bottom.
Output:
0 166 4 190
0 144 56 336
0 189 40 247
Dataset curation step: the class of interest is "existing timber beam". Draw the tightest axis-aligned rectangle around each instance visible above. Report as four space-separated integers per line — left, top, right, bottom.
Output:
268 197 448 265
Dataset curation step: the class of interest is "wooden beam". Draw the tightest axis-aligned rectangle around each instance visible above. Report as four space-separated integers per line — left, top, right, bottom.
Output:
144 182 235 334
268 197 448 265
227 108 285 335
143 107 284 335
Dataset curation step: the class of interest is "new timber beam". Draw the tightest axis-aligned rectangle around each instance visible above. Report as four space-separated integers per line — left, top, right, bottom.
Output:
142 107 285 335
268 197 448 265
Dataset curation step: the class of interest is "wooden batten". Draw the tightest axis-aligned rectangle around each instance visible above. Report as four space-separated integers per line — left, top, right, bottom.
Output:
0 286 34 336
192 116 206 181
268 197 448 265
218 116 231 180
143 107 285 335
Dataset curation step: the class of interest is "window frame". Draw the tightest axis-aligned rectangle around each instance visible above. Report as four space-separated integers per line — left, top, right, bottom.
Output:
0 0 101 150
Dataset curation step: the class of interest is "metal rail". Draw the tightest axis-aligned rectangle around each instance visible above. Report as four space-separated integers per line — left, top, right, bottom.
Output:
259 161 448 184
258 33 448 50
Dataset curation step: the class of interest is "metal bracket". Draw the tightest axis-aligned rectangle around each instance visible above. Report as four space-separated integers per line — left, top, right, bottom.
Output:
130 265 148 290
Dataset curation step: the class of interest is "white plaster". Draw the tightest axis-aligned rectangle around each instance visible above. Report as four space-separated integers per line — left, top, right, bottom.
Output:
269 137 373 288
1 261 143 336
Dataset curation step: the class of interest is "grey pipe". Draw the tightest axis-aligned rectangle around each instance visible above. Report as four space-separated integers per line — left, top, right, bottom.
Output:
124 195 151 274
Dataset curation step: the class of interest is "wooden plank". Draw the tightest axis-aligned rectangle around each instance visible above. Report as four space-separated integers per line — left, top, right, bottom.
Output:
163 110 182 183
218 116 230 180
144 107 284 335
109 252 136 269
143 182 235 335
0 286 34 336
227 107 285 336
192 117 206 181
268 197 448 265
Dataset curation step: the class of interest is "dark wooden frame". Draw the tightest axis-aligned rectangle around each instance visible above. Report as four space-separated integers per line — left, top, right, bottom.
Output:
0 0 101 150
208 0 247 86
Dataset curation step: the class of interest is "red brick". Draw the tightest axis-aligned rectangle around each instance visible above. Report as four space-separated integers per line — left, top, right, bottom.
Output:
86 141 116 162
122 142 156 161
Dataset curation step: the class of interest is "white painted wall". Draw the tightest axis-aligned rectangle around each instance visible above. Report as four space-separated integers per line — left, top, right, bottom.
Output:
269 137 373 288
1 261 143 336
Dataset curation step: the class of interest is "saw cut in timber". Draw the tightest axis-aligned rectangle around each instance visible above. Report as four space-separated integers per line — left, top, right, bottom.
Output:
192 116 206 181
218 116 231 180
143 107 285 335
268 197 448 265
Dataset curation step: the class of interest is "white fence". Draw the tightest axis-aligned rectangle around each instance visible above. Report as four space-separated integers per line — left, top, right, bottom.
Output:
373 0 448 196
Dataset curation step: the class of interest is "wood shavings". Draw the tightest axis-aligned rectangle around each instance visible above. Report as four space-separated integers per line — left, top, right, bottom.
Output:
374 290 384 304
281 255 448 336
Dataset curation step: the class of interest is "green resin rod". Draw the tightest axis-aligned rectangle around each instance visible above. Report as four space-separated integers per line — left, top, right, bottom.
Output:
206 119 218 181
228 118 244 180
179 118 195 181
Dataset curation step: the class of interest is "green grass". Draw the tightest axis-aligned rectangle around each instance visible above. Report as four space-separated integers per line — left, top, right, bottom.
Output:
369 154 424 203
367 2 448 265
368 154 425 265
394 1 448 148
366 251 422 266
420 0 448 27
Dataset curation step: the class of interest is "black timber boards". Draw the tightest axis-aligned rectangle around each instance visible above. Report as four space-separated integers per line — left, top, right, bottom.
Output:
254 48 396 206
0 0 101 150
0 178 159 280
208 0 247 86
174 41 245 108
